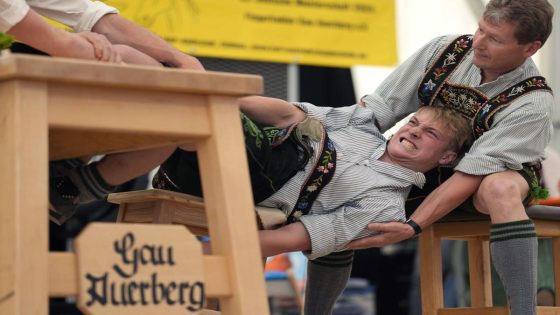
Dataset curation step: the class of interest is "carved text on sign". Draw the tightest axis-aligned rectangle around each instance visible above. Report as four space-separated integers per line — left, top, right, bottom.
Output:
76 223 205 315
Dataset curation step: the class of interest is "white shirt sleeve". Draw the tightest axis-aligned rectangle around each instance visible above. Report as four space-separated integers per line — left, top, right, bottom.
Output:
300 194 406 260
294 101 381 132
455 92 554 174
361 35 454 132
26 0 118 32
0 0 29 32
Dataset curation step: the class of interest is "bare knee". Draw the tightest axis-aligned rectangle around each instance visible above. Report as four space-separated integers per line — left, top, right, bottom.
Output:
479 176 520 204
473 171 529 222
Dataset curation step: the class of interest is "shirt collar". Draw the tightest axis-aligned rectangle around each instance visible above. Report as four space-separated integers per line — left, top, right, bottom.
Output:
371 142 426 188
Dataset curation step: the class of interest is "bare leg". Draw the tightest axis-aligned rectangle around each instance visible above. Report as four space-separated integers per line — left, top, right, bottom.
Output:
473 171 536 315
96 145 177 186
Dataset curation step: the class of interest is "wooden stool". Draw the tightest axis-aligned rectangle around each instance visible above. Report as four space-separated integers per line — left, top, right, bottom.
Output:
109 188 287 235
418 205 560 315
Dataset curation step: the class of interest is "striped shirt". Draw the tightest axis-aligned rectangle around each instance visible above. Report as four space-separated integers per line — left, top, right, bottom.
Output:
259 102 425 260
361 35 554 175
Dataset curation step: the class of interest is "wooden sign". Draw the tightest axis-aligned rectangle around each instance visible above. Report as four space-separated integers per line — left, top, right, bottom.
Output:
74 223 205 315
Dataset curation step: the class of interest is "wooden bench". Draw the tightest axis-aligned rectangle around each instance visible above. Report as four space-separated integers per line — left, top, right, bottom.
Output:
418 205 560 315
109 188 288 235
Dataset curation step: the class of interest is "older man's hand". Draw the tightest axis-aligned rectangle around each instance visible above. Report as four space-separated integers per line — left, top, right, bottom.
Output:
346 222 415 250
78 32 122 63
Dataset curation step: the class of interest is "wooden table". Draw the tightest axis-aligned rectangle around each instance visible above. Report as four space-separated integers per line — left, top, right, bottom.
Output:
0 52 269 315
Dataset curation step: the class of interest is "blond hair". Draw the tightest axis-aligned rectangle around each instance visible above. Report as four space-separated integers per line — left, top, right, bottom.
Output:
416 106 473 155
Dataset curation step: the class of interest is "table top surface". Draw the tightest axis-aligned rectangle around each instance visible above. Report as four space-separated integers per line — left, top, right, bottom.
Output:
0 51 263 96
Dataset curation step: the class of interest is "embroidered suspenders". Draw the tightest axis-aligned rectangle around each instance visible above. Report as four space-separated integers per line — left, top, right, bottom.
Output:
261 118 337 224
472 77 551 137
417 35 552 138
286 128 336 224
419 35 473 107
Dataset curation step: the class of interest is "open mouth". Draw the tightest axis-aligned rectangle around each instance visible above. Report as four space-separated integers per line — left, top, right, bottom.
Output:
400 138 417 151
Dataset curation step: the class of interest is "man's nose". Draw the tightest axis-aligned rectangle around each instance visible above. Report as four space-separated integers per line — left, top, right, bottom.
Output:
409 126 421 137
473 34 485 49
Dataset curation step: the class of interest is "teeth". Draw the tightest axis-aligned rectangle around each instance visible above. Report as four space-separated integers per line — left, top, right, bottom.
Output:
401 139 416 151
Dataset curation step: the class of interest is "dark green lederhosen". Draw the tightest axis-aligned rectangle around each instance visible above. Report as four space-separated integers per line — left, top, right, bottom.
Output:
153 113 308 203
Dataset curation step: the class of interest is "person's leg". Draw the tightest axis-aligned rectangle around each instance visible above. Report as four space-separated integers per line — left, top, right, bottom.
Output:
472 170 536 315
41 40 184 224
50 145 177 224
153 113 305 202
304 251 354 315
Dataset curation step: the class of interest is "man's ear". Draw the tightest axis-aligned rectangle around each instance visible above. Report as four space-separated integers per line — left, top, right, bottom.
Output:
524 40 542 58
438 150 458 165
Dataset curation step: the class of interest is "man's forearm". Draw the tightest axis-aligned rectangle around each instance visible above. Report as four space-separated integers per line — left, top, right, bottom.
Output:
411 171 483 229
7 10 95 60
238 96 307 128
259 222 311 257
92 13 204 70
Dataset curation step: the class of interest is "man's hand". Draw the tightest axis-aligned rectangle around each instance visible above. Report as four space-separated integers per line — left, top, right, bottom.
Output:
346 222 415 250
77 32 122 63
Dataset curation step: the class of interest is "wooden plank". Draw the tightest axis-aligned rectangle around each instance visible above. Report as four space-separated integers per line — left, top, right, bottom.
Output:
197 95 270 315
0 80 49 315
0 53 263 96
434 221 491 238
47 83 212 159
50 130 198 160
48 253 232 298
534 220 560 237
433 220 560 239
419 226 444 315
109 189 204 207
467 239 492 307
438 306 560 315
48 84 211 136
438 307 508 315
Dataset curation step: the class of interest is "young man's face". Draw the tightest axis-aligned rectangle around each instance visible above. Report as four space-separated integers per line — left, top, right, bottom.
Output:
472 18 541 78
385 110 457 173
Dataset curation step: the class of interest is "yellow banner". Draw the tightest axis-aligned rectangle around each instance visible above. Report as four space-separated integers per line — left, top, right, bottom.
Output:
105 0 397 67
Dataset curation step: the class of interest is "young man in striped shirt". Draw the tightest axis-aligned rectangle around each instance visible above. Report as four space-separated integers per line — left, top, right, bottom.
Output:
153 97 472 260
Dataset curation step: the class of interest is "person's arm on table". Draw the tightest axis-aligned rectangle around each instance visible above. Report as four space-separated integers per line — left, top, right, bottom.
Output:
259 222 311 257
6 9 119 62
238 96 307 129
347 171 482 249
92 13 204 70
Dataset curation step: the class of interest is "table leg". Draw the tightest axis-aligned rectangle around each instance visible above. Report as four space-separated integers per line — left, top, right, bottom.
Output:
196 95 270 315
0 81 49 315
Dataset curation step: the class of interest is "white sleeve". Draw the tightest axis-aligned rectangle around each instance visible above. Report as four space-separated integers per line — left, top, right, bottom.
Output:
361 35 455 132
0 0 29 32
456 91 554 174
299 194 406 260
294 102 380 132
26 0 118 32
